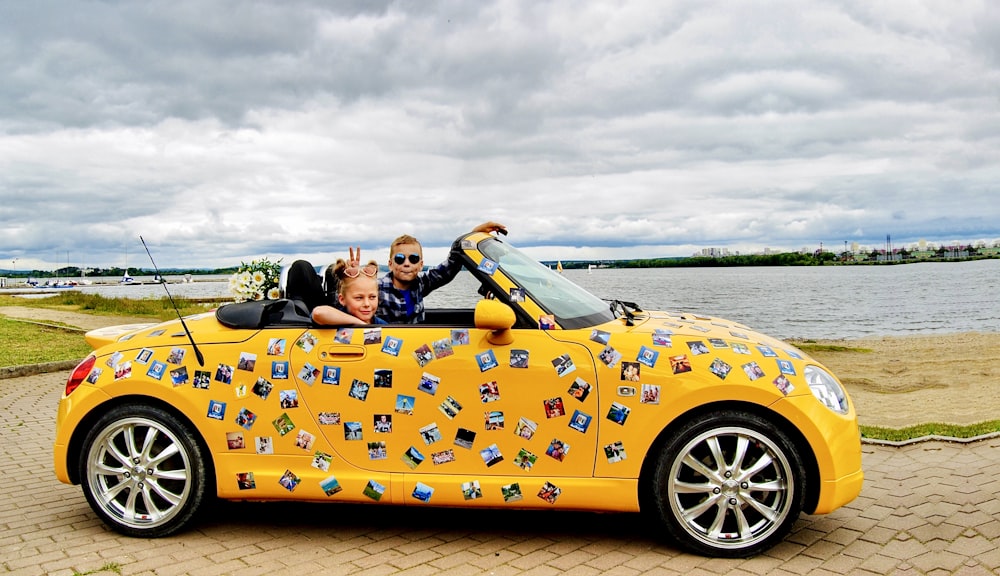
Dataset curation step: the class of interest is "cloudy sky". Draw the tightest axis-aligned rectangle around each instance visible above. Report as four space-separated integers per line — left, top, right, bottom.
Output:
2 0 999 271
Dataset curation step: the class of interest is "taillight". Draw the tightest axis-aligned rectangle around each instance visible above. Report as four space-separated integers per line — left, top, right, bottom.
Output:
66 355 97 396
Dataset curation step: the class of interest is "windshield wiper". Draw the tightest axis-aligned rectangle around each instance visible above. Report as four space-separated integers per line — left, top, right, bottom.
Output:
608 299 643 326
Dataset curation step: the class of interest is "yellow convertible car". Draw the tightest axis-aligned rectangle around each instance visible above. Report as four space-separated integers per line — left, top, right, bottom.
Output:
54 232 862 558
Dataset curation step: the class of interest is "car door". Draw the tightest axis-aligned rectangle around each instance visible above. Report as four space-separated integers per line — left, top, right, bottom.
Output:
290 322 599 480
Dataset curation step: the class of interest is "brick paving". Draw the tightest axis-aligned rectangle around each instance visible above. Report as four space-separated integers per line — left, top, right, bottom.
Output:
3 371 999 575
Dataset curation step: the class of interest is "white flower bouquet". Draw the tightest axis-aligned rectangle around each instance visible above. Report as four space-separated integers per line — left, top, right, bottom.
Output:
229 257 283 302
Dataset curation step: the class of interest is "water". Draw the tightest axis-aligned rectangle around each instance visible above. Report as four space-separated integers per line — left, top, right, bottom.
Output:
40 260 1000 340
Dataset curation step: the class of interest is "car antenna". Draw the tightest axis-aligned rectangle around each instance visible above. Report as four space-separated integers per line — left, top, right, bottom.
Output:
140 235 205 366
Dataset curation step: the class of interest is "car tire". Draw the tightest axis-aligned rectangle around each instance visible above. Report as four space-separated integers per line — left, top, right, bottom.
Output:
79 404 209 537
651 410 806 558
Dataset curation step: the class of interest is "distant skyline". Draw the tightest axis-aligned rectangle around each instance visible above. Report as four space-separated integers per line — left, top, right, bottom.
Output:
2 1 999 270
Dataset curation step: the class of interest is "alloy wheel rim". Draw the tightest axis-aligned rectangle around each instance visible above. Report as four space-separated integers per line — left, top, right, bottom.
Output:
86 417 192 529
667 426 793 550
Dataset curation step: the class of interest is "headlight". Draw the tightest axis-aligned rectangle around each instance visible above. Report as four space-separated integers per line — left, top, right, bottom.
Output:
804 365 849 414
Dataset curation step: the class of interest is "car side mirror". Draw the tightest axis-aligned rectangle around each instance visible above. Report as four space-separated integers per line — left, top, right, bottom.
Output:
475 299 516 345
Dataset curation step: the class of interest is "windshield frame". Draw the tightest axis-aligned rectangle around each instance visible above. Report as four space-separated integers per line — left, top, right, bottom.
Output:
475 236 615 330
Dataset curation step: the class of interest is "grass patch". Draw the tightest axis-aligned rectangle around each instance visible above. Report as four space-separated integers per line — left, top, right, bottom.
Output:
0 318 93 367
73 563 122 576
861 421 1000 442
0 292 208 321
791 340 873 354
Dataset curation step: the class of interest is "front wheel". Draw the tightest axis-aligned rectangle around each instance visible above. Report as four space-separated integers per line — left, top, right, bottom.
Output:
79 404 209 537
651 411 806 557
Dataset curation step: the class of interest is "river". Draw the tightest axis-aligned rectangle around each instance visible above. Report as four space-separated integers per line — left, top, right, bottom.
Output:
31 259 1000 340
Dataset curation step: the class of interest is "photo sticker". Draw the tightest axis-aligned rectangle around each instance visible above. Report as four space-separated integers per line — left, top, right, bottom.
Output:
295 429 315 451
193 370 210 389
418 372 440 395
538 481 561 504
589 329 610 345
621 361 640 382
252 377 272 400
382 336 403 356
363 328 382 345
501 482 522 503
349 379 371 401
237 352 256 372
477 258 498 275
709 358 732 380
272 413 295 436
344 421 363 441
266 338 286 355
401 446 425 469
480 443 503 467
166 347 186 364
279 470 300 492
439 396 463 419
296 331 318 352
607 402 630 425
298 363 320 385
322 365 341 385
363 479 386 501
462 480 483 500
567 377 591 401
431 449 455 465
485 410 504 430
419 422 442 445
598 345 622 368
170 366 189 386
373 414 392 433
514 448 537 471
479 380 500 403
604 441 627 463
207 400 226 420
335 328 353 344
321 475 343 496
374 368 392 388
652 329 672 347
510 349 529 368
552 354 576 377
476 350 499 372
135 348 153 365
773 374 795 395
395 394 415 415
432 338 454 359
311 451 333 472
637 345 659 368
515 417 538 440
543 397 566 418
237 472 255 490
569 410 593 433
367 441 386 460
214 363 233 384
271 361 289 380
640 384 660 404
742 361 766 381
114 361 132 381
413 344 434 367
450 329 470 345
687 341 710 356
255 436 273 455
777 359 796 376
669 355 692 374
226 431 245 450
235 408 256 431
546 438 569 461
412 482 434 502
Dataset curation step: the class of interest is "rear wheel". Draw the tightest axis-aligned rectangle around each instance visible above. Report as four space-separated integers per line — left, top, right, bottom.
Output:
79 404 209 537
651 411 805 557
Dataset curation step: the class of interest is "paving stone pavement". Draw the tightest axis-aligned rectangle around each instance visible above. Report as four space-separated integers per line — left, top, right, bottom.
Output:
3 371 999 576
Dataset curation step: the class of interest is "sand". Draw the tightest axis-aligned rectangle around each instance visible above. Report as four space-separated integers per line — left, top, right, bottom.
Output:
790 332 1000 428
3 305 997 428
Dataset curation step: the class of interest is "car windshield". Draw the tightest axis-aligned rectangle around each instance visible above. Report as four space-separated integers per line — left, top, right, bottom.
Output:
478 237 615 329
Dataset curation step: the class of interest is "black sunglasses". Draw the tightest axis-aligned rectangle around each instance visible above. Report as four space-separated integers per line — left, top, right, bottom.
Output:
393 252 421 265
